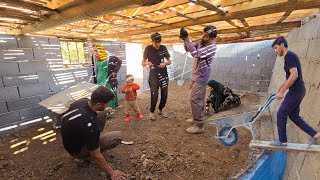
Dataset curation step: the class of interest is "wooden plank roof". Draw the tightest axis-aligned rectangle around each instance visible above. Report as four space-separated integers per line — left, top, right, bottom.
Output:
0 0 319 44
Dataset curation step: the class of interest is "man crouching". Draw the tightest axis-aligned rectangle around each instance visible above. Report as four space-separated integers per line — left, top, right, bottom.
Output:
61 86 128 180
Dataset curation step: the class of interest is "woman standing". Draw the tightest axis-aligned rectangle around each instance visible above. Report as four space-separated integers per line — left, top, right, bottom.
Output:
92 43 118 109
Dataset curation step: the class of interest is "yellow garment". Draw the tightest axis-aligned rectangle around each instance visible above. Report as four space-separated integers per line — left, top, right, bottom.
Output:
94 43 108 61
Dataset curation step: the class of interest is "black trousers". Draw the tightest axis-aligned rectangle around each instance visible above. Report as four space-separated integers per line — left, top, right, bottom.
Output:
148 72 169 113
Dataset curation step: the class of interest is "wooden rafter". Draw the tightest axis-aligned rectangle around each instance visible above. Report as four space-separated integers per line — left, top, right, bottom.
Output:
0 8 40 22
96 0 319 39
0 0 56 12
277 10 293 23
191 0 226 16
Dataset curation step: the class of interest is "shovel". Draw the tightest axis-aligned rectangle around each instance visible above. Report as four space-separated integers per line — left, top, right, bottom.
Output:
177 52 188 86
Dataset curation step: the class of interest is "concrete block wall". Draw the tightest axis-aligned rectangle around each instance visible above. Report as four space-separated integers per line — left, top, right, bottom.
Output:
172 40 276 92
0 35 93 131
268 14 320 180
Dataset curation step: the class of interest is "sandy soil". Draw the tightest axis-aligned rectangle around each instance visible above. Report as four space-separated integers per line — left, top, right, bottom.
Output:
0 82 267 180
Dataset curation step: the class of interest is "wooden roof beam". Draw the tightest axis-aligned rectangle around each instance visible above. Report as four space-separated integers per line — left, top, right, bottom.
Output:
277 10 293 23
111 13 169 25
0 0 56 12
96 0 320 39
176 11 197 20
18 0 165 34
190 0 226 16
221 0 251 7
0 9 40 22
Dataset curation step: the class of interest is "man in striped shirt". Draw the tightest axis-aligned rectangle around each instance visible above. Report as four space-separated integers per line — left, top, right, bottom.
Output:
61 86 128 179
180 25 218 134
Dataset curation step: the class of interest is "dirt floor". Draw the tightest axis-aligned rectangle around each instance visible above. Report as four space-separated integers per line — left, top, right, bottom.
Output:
0 82 270 180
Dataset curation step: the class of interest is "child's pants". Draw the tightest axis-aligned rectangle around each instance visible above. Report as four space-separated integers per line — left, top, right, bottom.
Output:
125 100 140 114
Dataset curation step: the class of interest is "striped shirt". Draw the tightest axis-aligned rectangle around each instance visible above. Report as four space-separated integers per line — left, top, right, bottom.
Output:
184 38 217 85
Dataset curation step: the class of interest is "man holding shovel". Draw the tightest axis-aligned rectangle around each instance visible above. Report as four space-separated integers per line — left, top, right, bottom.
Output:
180 25 217 134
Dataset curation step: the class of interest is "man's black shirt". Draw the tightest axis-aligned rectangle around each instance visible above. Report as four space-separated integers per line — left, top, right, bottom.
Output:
143 45 170 76
61 98 100 155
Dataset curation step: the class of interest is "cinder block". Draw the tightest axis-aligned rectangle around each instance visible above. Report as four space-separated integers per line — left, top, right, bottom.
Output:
0 101 8 114
259 87 269 92
238 85 250 91
245 67 261 74
0 48 34 62
258 80 270 87
48 81 74 92
249 86 261 92
33 47 62 61
219 66 232 72
262 74 272 80
48 37 60 45
19 61 49 73
0 111 20 126
231 67 245 73
2 74 39 87
290 41 310 59
17 35 49 48
19 106 50 121
298 16 320 41
38 92 56 101
0 87 19 101
306 39 320 61
223 72 237 78
0 35 18 48
7 96 41 112
18 83 50 98
0 62 20 75
237 73 251 80
249 80 259 87
251 74 263 80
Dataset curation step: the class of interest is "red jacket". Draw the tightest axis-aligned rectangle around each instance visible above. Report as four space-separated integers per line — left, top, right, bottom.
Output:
121 83 140 101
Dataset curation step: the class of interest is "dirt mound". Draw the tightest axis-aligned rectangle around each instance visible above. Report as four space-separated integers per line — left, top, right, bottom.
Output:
240 92 261 105
0 82 262 180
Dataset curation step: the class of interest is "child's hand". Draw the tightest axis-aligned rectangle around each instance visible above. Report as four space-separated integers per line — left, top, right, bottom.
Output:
125 88 132 93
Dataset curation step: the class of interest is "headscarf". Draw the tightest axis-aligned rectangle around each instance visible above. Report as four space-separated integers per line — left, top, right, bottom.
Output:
93 43 108 61
207 80 224 94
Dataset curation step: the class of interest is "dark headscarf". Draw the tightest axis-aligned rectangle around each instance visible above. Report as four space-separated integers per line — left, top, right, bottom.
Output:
207 80 224 94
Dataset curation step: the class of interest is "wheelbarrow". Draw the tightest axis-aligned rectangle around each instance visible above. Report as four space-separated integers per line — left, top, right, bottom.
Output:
207 94 276 146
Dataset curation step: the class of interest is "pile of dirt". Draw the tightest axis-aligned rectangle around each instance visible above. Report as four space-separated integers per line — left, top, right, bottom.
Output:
0 81 264 180
240 92 261 105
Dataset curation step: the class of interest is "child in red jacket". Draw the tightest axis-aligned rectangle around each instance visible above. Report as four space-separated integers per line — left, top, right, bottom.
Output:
121 74 143 122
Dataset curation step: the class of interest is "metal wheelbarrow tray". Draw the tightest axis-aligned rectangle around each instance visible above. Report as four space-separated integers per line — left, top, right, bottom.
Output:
207 94 276 146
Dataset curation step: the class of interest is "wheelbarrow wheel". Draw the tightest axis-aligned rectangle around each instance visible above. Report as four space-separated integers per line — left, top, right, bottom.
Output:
218 127 238 146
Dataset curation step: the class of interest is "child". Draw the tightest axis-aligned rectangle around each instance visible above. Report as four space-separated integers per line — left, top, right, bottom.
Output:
121 74 143 122
205 80 241 114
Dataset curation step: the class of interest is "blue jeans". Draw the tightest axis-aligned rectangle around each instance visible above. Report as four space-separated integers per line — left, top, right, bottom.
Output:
277 86 317 142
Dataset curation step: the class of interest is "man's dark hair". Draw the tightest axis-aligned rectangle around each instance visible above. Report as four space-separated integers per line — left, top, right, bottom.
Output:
272 36 288 48
91 86 115 104
204 25 217 38
151 32 161 42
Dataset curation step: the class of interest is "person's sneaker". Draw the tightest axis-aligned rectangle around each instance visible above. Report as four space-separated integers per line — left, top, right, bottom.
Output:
137 112 143 119
159 111 168 118
309 136 320 145
149 113 156 121
125 114 131 123
186 119 194 124
186 125 204 134
269 140 287 146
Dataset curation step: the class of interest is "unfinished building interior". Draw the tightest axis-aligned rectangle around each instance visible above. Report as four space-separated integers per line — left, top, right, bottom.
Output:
0 0 320 179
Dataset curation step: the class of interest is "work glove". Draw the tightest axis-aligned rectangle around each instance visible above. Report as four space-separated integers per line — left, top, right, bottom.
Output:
179 28 189 39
